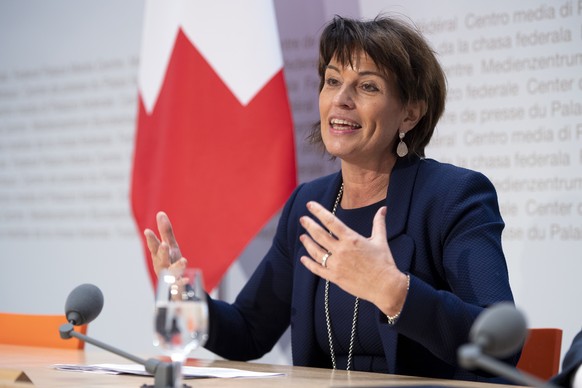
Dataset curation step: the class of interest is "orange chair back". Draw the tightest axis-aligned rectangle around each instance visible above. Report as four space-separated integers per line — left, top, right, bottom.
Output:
0 312 87 350
517 328 562 380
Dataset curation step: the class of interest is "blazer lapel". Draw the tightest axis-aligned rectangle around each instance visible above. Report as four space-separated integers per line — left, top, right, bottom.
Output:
380 156 420 373
291 172 343 367
385 156 421 241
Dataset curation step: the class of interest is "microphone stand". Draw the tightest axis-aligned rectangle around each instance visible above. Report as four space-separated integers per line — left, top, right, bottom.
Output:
459 343 560 388
59 322 183 388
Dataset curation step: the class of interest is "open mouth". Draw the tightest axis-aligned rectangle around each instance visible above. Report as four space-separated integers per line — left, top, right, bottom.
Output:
330 118 361 131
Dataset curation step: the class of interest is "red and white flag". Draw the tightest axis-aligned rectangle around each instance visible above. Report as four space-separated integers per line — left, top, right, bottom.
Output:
131 0 297 291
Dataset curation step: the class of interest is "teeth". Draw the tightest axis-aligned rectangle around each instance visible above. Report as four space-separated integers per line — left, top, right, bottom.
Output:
330 118 359 127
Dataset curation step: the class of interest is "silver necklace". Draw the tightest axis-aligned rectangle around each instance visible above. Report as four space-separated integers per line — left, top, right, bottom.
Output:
324 182 360 371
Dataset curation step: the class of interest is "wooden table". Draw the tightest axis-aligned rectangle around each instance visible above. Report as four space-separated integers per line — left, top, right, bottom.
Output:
0 344 519 388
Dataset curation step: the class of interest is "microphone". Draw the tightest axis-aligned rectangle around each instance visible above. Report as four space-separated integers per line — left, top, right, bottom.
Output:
64 283 104 326
59 284 177 388
469 301 527 358
458 302 558 388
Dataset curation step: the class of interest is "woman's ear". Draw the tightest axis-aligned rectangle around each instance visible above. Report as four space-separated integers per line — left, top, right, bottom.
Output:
401 100 427 133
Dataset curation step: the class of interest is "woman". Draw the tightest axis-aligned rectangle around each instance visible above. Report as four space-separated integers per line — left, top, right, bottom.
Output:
145 15 516 382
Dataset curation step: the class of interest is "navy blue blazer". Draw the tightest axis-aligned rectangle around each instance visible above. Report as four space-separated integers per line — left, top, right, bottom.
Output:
205 156 515 382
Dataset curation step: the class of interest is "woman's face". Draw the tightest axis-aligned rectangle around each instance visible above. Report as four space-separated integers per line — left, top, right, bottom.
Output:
319 52 414 167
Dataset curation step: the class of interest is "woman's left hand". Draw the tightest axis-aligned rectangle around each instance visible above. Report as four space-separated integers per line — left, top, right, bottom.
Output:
299 201 408 316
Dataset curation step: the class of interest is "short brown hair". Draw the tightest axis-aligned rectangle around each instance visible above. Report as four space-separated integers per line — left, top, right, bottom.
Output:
309 15 447 157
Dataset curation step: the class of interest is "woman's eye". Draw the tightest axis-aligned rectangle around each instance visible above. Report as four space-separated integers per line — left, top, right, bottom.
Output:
361 82 379 92
325 77 340 86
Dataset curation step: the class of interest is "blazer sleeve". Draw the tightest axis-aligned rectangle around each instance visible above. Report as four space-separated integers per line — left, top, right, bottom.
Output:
394 168 516 368
203 184 303 361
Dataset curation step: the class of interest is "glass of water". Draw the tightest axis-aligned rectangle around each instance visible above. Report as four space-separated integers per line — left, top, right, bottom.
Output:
154 267 208 387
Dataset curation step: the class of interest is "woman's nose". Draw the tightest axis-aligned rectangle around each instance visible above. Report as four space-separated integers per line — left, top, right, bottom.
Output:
333 86 355 109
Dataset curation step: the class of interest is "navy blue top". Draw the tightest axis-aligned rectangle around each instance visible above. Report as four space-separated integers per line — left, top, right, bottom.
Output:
314 200 387 372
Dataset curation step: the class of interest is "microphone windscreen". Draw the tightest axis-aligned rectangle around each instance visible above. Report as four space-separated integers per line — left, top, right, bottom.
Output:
65 283 104 325
470 302 527 358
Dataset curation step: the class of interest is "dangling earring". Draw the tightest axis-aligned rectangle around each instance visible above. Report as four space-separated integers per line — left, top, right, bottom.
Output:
396 131 408 157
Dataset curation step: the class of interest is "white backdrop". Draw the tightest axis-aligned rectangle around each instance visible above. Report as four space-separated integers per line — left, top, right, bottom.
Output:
0 0 580 369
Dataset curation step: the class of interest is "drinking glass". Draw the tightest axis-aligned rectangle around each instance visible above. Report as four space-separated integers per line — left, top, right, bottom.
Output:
154 268 208 387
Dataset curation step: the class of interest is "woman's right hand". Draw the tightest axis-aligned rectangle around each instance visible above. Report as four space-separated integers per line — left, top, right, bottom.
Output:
144 211 187 276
